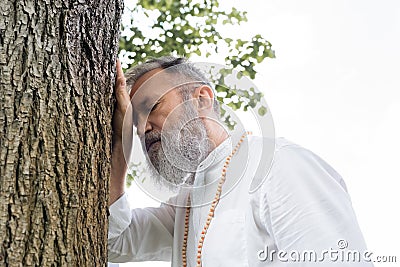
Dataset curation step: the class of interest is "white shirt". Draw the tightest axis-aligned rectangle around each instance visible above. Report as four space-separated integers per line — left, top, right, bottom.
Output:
108 136 372 266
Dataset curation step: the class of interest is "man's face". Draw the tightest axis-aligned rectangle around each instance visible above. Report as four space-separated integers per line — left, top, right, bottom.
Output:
130 68 211 188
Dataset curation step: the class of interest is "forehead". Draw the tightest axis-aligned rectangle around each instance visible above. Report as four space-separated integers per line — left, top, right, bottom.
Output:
129 68 178 106
129 68 162 98
129 67 204 108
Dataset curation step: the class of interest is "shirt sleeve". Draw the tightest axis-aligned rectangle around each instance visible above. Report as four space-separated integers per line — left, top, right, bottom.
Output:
107 193 175 263
260 144 373 266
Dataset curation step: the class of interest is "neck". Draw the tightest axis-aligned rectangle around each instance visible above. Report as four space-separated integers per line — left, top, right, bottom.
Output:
204 117 229 150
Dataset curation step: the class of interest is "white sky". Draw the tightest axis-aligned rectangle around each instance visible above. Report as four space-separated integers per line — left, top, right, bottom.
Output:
114 0 400 266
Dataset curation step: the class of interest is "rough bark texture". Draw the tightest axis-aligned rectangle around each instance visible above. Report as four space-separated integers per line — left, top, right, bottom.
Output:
0 0 123 266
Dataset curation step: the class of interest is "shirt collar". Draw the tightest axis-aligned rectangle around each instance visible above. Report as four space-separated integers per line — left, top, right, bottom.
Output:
193 136 232 187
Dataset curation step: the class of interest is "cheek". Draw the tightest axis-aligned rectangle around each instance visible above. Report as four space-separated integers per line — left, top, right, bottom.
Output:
155 108 176 130
147 110 167 130
151 98 184 130
161 105 188 129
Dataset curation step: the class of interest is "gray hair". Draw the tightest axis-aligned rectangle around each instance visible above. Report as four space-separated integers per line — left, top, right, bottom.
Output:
125 56 220 116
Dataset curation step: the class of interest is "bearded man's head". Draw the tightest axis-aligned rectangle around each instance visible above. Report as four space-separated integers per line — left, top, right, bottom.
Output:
125 56 221 188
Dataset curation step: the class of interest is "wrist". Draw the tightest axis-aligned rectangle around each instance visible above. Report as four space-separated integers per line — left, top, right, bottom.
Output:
109 189 125 206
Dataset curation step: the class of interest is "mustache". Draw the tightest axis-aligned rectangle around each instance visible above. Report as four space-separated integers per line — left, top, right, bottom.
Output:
143 131 162 152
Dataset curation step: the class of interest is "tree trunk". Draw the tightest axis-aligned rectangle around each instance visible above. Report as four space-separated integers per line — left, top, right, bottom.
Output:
0 0 123 266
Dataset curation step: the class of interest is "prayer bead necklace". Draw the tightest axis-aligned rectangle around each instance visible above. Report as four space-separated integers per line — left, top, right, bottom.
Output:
182 132 251 267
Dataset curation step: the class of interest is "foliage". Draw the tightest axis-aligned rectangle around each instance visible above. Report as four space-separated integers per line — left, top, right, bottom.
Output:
119 0 274 109
126 162 147 187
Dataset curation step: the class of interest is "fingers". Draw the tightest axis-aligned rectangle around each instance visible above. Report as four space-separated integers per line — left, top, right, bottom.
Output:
116 59 125 84
115 59 130 107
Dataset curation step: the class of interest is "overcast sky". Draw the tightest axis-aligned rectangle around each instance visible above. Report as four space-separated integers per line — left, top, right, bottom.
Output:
116 1 400 266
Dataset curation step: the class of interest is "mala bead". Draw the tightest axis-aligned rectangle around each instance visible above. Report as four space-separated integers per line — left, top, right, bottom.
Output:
181 132 249 267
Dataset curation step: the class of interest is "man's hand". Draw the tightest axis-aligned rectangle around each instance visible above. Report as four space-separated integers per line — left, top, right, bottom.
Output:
112 60 132 144
110 60 133 206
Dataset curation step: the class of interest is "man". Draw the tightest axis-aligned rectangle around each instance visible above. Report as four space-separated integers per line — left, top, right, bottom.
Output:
108 56 372 266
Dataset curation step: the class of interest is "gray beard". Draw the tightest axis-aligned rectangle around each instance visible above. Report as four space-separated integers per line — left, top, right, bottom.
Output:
142 102 211 190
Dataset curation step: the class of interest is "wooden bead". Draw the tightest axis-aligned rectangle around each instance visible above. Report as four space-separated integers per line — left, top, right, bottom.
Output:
181 132 249 267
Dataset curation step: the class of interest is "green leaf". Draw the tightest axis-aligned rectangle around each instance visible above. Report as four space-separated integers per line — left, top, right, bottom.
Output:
166 0 173 8
258 106 267 116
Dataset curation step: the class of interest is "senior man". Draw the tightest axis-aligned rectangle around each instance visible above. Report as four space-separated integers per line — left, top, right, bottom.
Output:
108 56 372 266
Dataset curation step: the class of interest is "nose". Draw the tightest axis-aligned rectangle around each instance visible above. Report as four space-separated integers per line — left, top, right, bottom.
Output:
144 119 152 134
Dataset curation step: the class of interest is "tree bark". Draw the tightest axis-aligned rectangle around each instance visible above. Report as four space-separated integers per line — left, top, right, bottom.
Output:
0 0 123 266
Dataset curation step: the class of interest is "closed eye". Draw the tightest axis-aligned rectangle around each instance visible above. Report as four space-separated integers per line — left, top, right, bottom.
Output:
150 100 161 112
133 98 161 127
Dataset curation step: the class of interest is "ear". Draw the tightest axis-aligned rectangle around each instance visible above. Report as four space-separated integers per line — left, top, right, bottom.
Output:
193 85 214 116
